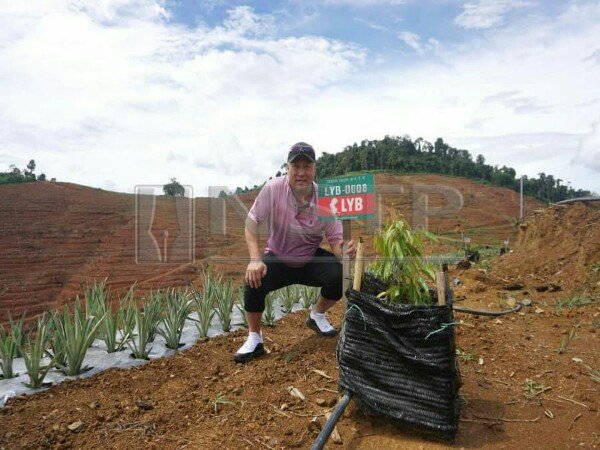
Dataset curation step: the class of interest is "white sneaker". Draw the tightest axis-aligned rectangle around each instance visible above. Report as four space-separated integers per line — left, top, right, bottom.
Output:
307 309 337 337
233 332 265 363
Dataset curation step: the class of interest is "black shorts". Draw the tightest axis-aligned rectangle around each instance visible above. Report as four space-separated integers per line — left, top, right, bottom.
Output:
244 248 343 313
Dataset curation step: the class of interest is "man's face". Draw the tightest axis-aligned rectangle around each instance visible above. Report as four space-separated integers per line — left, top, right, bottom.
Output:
287 158 316 192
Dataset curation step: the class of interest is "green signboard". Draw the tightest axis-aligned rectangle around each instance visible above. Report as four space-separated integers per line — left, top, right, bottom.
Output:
317 173 375 221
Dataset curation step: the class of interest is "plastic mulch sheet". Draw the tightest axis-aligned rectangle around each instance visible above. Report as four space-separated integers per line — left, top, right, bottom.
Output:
337 273 461 442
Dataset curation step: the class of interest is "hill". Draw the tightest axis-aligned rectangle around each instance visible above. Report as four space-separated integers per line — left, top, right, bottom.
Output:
0 174 541 323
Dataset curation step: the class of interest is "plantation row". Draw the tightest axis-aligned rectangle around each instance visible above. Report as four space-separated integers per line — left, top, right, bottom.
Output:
0 274 321 390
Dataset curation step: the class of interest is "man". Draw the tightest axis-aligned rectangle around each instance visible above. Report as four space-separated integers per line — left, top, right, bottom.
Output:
234 142 356 362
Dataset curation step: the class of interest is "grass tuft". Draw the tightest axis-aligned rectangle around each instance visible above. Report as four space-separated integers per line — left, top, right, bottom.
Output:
555 294 596 313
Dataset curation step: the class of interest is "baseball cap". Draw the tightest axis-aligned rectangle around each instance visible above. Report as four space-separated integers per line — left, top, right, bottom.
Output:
287 142 316 163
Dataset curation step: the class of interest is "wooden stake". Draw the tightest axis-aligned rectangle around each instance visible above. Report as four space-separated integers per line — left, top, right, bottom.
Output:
436 271 446 306
352 238 364 291
342 221 351 308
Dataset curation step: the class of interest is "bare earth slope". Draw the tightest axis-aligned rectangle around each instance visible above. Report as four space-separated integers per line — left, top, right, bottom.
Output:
2 179 599 449
0 175 540 323
492 201 600 293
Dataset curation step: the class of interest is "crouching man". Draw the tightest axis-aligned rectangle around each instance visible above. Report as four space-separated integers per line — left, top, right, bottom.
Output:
234 142 356 362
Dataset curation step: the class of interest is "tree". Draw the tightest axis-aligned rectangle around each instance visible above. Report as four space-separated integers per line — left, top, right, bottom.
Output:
230 135 591 202
27 159 36 173
37 173 46 181
163 177 185 196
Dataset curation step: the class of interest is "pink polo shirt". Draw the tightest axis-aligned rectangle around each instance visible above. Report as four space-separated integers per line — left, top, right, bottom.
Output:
248 175 343 266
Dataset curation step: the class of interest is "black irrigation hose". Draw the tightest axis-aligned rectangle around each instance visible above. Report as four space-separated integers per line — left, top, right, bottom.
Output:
311 393 352 450
453 303 522 316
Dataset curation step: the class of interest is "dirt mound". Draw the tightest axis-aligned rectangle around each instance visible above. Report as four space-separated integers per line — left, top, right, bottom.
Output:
492 202 600 293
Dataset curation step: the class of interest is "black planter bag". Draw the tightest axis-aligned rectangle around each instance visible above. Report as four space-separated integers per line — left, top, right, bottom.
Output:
337 273 461 442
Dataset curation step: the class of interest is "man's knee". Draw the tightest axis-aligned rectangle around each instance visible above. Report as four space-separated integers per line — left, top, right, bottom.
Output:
321 261 343 300
244 284 267 313
324 260 342 284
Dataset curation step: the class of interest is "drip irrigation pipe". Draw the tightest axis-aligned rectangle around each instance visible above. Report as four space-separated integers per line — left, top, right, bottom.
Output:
453 303 522 316
311 393 352 450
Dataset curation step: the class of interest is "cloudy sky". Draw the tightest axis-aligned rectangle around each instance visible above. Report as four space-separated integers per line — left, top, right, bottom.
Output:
1 0 599 195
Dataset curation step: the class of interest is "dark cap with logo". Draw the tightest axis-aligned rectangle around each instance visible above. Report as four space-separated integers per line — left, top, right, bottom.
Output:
288 142 316 163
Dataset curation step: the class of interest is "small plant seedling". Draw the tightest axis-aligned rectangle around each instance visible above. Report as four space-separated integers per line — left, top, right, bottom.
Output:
586 365 600 383
557 327 576 354
214 280 235 333
554 295 596 313
262 292 276 327
456 348 475 362
301 285 319 309
190 285 216 338
213 393 234 414
158 288 193 350
369 216 437 305
279 285 297 314
234 286 248 328
0 323 17 379
21 317 56 389
523 379 551 399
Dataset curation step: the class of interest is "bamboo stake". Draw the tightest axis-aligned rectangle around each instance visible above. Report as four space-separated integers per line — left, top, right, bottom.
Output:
352 238 364 291
342 221 351 309
436 271 447 306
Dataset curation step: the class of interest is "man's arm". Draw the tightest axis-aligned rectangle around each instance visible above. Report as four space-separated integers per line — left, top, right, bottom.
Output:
245 216 268 288
245 217 263 261
330 240 343 260
244 181 273 288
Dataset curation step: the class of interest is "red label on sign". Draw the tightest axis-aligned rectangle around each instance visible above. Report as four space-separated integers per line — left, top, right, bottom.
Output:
317 193 375 219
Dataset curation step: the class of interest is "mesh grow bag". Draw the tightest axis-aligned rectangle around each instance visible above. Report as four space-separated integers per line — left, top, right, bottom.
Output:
337 272 461 442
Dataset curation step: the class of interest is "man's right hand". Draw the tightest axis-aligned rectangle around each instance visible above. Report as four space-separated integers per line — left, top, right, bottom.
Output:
246 260 267 289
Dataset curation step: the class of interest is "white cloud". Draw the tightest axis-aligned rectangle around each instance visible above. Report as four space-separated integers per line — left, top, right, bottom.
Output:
399 31 422 53
482 91 552 114
1 0 599 196
398 31 440 54
0 1 364 193
322 0 405 5
583 48 600 64
223 5 274 36
454 0 532 29
575 120 600 172
353 17 388 31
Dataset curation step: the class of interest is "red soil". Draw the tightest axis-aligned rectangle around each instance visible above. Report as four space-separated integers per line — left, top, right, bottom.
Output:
0 175 540 323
